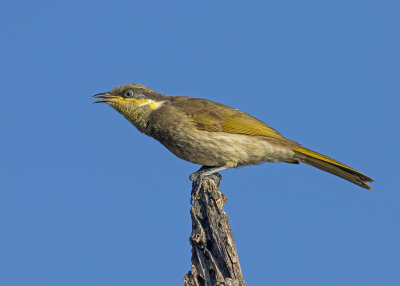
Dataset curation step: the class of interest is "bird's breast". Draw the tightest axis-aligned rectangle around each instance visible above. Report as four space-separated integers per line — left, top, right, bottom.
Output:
151 126 296 167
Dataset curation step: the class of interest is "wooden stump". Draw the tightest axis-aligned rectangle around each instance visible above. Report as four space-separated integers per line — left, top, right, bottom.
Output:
184 174 245 286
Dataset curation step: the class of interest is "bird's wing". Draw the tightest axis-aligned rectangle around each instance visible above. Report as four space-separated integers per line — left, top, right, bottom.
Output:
171 97 297 143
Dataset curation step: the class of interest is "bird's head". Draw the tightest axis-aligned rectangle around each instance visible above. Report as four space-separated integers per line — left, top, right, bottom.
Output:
93 84 166 131
93 84 165 109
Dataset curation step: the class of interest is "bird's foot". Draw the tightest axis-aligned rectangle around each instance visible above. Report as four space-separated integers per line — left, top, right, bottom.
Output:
189 166 228 182
189 166 224 204
189 166 210 182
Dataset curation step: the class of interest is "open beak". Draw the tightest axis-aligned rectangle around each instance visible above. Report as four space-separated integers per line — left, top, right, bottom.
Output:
92 93 120 104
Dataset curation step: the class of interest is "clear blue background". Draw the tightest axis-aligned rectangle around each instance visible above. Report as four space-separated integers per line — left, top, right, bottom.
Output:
1 1 399 285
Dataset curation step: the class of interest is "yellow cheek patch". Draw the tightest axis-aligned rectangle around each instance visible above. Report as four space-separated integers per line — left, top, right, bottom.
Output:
131 98 149 106
149 100 166 110
119 98 165 110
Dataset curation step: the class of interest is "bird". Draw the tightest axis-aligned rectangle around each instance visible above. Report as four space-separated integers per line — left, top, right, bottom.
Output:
93 84 373 190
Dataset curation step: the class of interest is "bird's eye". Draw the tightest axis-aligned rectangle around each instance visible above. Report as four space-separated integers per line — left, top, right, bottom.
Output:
125 90 134 98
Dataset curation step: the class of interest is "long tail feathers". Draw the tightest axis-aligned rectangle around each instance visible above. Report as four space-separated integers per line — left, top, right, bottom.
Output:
293 147 374 190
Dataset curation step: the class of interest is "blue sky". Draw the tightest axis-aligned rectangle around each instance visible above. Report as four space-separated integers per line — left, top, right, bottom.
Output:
1 0 399 285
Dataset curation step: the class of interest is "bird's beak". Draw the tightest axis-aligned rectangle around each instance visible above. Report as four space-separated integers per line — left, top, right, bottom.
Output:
92 93 120 104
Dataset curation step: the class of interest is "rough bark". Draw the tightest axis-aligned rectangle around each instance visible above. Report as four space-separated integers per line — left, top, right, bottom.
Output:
184 174 245 286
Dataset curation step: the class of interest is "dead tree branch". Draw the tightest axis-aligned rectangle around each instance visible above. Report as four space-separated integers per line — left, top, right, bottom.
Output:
184 174 245 286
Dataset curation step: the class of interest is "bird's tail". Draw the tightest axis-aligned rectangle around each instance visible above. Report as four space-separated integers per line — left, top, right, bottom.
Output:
293 147 373 190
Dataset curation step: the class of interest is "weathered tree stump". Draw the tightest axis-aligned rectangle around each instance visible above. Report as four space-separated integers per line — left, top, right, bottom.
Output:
184 174 245 286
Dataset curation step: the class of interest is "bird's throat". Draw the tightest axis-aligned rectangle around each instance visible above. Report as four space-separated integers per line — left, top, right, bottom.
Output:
109 102 151 133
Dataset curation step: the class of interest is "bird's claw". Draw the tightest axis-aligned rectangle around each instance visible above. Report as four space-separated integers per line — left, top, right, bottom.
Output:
189 169 222 204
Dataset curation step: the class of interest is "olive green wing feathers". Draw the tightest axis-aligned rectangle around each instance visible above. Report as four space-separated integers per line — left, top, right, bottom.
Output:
171 97 288 140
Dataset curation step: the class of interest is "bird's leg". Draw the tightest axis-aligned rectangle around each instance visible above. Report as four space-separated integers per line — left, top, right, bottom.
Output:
190 161 237 181
201 166 230 177
189 166 210 204
189 165 228 182
189 165 211 181
197 161 237 180
189 165 233 204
